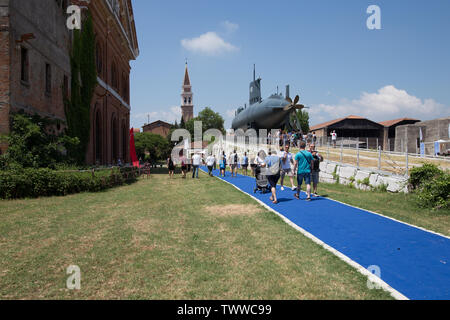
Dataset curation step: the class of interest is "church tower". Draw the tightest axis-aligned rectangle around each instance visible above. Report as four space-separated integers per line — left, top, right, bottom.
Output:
181 63 194 122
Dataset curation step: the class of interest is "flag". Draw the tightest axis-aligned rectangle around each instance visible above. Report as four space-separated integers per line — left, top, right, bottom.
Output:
129 128 139 167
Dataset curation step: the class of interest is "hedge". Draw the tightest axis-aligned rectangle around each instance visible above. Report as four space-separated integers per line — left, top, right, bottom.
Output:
409 163 449 211
0 167 138 200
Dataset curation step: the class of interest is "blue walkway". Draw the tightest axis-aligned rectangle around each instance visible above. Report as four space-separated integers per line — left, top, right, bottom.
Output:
201 167 450 300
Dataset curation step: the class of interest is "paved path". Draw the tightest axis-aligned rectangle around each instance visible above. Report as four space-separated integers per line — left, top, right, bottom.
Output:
200 167 450 300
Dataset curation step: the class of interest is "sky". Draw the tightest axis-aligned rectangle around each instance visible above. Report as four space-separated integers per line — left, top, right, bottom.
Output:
129 0 450 130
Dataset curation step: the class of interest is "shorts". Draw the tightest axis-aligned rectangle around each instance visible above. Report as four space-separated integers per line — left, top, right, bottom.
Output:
207 166 213 172
242 164 249 169
281 168 294 178
267 174 280 189
297 172 311 187
230 164 237 170
181 165 187 171
311 171 319 184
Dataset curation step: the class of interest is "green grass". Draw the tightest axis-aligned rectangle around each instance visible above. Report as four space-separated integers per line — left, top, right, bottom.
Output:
0 168 396 299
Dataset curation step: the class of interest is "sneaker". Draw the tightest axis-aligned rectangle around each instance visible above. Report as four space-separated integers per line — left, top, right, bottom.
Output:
291 187 296 191
281 186 285 191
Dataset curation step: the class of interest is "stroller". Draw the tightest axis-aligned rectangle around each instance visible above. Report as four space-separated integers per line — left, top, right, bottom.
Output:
253 166 271 194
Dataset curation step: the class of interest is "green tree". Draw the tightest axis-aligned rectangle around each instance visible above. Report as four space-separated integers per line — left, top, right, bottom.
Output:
0 113 79 169
134 132 171 163
293 110 310 134
185 107 225 137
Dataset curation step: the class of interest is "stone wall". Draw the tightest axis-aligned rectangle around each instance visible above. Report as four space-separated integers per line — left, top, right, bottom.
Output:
319 161 409 193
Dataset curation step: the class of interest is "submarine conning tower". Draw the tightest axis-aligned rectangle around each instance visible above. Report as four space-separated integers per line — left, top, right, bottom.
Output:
249 64 262 106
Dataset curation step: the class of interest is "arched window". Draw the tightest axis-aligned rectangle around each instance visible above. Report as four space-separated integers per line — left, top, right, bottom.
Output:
122 73 129 102
111 61 120 90
111 115 119 163
95 108 102 163
96 42 103 76
122 120 128 161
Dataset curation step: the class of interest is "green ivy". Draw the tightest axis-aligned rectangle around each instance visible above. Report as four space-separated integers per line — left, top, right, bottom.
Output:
64 12 97 164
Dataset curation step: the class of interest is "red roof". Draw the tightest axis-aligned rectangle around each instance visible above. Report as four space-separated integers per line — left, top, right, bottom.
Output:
310 115 366 131
378 118 420 127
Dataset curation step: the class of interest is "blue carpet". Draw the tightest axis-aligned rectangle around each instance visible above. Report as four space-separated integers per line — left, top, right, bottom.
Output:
200 167 450 300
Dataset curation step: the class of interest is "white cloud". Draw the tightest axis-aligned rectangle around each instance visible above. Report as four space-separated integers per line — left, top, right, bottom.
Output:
181 32 238 56
309 85 448 124
221 20 239 34
132 106 182 125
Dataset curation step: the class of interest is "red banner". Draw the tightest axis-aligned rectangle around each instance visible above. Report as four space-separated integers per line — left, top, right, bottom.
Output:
129 128 139 167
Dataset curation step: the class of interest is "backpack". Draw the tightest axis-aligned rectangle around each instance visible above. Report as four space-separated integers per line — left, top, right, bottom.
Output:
312 155 320 172
234 154 238 163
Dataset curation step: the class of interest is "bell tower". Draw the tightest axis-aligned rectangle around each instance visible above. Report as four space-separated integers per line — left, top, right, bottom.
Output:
181 62 194 122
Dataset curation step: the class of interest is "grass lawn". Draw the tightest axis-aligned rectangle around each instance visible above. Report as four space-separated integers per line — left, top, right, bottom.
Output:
0 168 394 300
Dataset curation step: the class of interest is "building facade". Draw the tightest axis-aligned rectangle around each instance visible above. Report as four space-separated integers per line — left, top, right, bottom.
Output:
0 0 139 165
82 0 139 165
142 120 171 138
0 0 71 154
180 63 193 122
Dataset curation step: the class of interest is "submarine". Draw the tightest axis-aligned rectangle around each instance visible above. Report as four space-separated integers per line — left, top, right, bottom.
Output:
231 66 305 132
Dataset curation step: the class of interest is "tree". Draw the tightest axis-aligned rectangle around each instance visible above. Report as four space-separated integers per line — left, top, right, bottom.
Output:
293 110 310 134
134 132 171 163
0 112 79 169
185 107 225 137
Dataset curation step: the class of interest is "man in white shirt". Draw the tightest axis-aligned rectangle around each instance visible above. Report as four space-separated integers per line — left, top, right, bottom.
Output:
280 145 296 191
191 153 203 179
229 150 238 177
331 130 337 148
206 154 215 176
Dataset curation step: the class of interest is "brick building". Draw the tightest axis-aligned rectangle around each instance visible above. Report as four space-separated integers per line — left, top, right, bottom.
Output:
0 0 71 154
142 120 171 138
0 0 139 165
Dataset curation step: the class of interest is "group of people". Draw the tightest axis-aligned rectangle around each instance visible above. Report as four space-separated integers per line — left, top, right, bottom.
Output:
165 141 324 205
259 141 323 204
267 130 318 148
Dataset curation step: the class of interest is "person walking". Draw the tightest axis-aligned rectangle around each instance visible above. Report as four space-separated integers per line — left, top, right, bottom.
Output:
167 155 175 178
206 153 215 176
309 144 323 197
241 152 249 176
230 150 238 177
219 155 226 177
280 145 296 191
191 152 202 179
294 141 314 201
180 151 187 179
261 150 281 204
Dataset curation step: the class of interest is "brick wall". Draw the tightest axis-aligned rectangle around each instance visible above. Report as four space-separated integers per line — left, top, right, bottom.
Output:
0 0 10 154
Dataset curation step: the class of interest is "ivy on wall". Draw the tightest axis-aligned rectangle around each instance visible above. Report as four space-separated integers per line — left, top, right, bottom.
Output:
64 12 97 164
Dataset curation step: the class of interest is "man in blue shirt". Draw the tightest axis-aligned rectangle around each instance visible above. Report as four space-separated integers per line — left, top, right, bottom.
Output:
294 141 314 201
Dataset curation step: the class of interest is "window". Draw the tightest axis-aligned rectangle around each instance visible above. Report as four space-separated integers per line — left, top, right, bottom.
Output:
45 63 52 95
96 43 103 75
63 75 69 99
20 47 29 83
111 62 118 90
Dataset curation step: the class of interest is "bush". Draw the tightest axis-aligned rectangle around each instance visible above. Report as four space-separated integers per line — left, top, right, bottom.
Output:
416 172 450 211
409 163 441 190
408 163 449 211
0 167 138 200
